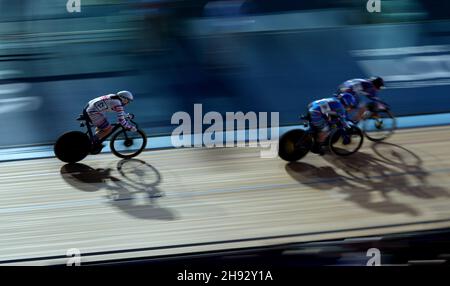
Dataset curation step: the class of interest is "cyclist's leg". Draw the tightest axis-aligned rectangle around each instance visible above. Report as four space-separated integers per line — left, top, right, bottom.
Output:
88 112 112 142
351 101 368 122
82 108 95 138
357 96 376 121
309 110 329 154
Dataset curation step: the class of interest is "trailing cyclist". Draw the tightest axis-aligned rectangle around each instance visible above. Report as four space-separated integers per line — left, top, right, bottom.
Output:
307 93 358 155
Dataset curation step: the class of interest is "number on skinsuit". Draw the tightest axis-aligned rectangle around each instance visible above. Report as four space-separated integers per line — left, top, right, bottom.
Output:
318 100 331 114
95 100 108 111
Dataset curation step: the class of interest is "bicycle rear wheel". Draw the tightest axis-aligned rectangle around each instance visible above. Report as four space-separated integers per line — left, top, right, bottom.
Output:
329 126 364 156
54 131 91 163
362 110 396 142
110 129 147 159
278 129 313 162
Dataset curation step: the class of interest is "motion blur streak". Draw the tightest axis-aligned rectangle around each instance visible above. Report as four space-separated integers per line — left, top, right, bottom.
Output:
0 1 449 147
1 1 450 266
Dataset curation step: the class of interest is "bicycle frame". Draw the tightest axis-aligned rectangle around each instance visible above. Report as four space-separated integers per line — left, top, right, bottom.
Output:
299 114 352 146
79 111 137 146
302 113 349 132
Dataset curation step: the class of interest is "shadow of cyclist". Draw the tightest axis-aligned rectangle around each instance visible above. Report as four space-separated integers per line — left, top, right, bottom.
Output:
325 143 449 200
285 162 352 191
107 159 175 220
370 142 450 199
60 160 176 220
60 163 120 192
285 161 420 216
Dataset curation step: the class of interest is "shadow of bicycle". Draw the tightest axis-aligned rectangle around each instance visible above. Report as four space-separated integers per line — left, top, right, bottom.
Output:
60 159 176 221
285 142 449 216
326 142 449 199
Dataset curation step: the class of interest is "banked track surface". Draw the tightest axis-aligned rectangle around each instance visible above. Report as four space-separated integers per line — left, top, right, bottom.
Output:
1 126 450 265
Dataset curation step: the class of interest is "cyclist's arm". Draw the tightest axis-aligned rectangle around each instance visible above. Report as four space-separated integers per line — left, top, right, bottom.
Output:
367 93 382 102
363 83 382 102
366 95 388 112
336 104 352 129
360 88 384 111
113 105 133 129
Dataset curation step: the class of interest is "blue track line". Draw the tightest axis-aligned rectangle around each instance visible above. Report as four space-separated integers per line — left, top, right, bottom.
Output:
0 112 449 162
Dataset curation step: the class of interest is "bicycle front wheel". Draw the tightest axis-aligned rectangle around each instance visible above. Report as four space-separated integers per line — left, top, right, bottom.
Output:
110 129 147 159
362 110 396 142
329 126 364 156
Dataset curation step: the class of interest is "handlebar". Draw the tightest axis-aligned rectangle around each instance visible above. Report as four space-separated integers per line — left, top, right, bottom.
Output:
127 113 139 129
299 114 310 121
369 99 390 110
126 113 138 126
108 114 138 130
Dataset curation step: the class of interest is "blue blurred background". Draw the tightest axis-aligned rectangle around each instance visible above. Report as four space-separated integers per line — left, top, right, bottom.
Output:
1 0 450 147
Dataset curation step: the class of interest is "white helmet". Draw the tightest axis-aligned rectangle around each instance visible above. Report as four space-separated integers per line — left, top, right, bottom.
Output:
117 90 134 103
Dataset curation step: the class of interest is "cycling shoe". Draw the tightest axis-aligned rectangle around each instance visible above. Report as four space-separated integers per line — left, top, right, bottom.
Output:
310 143 325 156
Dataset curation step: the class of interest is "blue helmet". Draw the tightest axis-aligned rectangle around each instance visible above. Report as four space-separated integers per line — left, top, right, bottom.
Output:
338 92 358 108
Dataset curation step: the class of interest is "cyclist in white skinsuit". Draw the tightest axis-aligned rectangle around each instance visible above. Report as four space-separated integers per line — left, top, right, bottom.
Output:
84 91 136 142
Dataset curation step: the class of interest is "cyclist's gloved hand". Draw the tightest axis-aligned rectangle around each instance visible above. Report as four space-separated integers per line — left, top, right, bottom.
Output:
376 102 387 111
127 113 135 120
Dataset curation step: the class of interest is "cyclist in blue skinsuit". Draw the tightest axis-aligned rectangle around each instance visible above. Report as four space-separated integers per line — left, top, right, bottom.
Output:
308 93 358 154
336 76 385 122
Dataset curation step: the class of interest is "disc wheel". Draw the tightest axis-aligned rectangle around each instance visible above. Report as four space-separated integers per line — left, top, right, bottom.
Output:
54 131 91 163
278 129 313 162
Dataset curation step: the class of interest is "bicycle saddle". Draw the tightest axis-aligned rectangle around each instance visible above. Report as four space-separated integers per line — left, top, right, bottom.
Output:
299 114 311 121
76 114 87 121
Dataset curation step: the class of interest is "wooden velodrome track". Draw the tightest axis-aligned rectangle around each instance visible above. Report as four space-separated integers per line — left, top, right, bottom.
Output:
1 126 450 265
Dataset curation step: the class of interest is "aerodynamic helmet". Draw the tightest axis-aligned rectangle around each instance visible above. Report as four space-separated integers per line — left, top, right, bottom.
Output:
116 90 134 103
369 76 385 89
338 92 358 108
